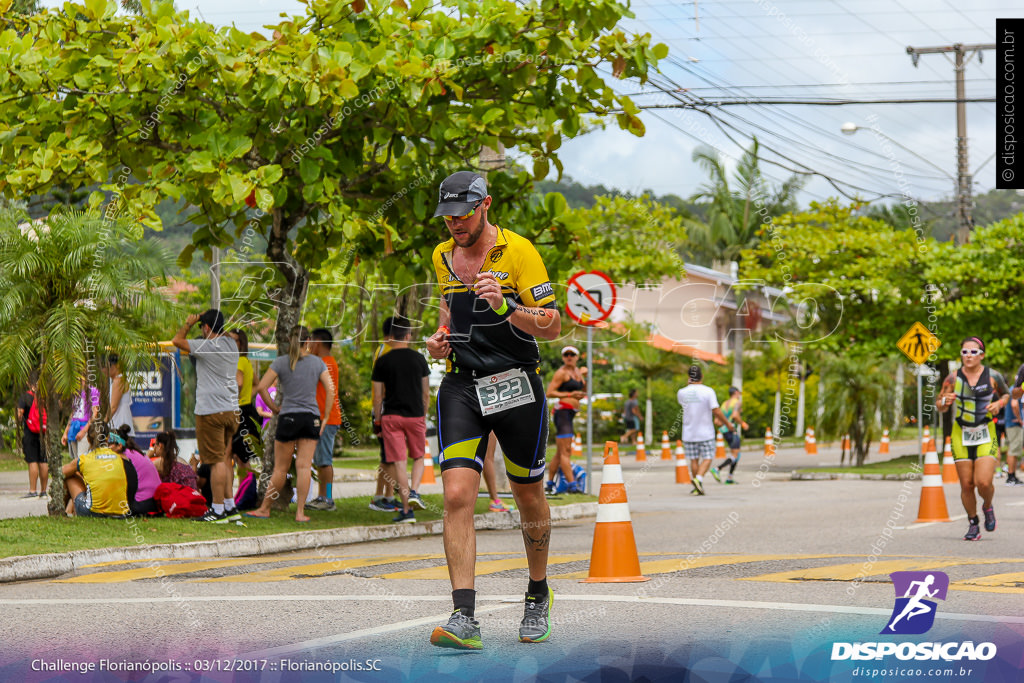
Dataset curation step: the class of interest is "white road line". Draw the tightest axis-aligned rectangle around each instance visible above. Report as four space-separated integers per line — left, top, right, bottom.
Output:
2 594 1022 626
894 513 968 530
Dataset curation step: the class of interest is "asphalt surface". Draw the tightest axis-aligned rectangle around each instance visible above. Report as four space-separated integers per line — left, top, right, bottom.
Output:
1 439 1022 682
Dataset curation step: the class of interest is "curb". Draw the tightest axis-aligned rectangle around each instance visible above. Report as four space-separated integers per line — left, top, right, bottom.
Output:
790 471 922 481
0 502 597 584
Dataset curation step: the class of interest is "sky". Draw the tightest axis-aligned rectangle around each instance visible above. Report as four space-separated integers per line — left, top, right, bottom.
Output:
41 0 1012 208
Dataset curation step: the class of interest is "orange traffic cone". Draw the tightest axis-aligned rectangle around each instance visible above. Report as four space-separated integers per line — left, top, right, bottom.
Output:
660 431 672 460
715 432 726 459
572 434 583 460
914 448 951 523
675 440 691 484
764 428 775 457
636 433 647 462
804 427 818 455
941 437 957 484
582 442 650 583
841 434 851 452
922 425 934 454
421 438 437 485
879 428 890 455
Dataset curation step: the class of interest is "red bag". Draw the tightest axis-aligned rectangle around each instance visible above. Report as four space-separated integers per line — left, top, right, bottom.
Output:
26 391 46 434
154 482 208 518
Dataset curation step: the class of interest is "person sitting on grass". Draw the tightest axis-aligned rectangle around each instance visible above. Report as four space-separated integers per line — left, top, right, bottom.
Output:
62 421 132 518
111 424 161 516
150 430 199 491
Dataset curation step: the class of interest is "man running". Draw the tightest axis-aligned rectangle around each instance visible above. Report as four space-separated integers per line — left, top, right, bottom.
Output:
619 388 642 446
678 366 734 495
426 170 560 650
937 337 1009 540
711 386 747 485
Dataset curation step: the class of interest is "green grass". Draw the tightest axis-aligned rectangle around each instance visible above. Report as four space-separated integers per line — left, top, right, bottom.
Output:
0 492 595 559
796 454 921 476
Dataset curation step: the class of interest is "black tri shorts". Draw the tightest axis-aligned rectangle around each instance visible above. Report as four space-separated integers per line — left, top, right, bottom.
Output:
436 368 548 484
276 412 321 443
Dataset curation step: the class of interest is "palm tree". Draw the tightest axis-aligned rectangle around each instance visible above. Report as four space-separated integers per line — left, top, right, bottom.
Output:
0 208 175 515
817 354 898 466
685 138 805 389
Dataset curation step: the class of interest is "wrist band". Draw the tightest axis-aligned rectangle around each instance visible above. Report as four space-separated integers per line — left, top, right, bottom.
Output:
493 299 509 316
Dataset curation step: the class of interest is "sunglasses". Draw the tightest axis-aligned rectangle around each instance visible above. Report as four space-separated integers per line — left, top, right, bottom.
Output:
443 202 482 222
563 352 577 357
960 348 983 356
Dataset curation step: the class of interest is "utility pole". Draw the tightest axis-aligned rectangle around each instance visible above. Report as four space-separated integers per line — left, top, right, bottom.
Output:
906 42 995 244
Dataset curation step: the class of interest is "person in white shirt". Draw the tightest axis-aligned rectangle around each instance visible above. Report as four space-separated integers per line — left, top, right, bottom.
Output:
677 365 733 496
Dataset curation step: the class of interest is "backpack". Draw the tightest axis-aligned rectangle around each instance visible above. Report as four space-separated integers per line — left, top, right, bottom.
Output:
553 463 587 493
26 392 46 434
235 471 260 511
153 482 209 518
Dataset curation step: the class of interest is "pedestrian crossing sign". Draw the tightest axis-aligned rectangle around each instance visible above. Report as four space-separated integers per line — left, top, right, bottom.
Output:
896 322 940 365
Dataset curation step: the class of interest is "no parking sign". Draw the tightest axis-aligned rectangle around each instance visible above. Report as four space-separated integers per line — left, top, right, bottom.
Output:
565 270 616 325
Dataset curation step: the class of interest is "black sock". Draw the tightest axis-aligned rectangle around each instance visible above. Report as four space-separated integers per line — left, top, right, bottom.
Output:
970 516 980 525
527 578 548 596
720 458 734 470
452 589 476 617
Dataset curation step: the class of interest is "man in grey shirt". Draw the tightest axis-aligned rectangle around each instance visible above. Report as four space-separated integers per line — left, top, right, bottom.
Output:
172 308 239 522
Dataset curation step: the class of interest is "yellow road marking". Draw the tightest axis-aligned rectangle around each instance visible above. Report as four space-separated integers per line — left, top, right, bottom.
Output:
551 554 845 580
950 572 1024 594
199 555 446 583
55 559 260 583
382 554 592 580
742 558 1013 583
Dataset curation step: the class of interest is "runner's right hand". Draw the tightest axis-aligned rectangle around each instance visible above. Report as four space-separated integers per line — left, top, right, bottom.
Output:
426 326 450 360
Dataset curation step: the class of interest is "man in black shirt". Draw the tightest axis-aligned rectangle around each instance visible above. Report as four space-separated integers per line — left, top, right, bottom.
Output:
371 317 430 523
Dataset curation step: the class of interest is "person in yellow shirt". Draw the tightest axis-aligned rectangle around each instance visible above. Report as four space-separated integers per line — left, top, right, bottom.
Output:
63 421 131 518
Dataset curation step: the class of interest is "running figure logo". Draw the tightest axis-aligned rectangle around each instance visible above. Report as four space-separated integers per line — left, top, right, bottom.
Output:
881 571 949 635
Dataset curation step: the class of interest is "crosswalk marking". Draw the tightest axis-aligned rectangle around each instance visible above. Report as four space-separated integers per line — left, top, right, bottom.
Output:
200 555 445 583
950 572 1024 594
742 558 1014 583
552 554 847 580
380 553 591 580
54 558 259 583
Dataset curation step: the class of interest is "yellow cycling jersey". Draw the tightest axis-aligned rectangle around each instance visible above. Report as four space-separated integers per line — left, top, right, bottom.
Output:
432 226 556 374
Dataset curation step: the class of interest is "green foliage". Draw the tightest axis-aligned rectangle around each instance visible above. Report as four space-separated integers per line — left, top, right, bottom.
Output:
816 353 898 465
741 200 933 355
0 207 175 513
1 0 666 349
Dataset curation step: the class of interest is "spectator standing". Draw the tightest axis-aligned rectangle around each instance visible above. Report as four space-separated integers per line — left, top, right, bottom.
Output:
17 374 47 498
372 317 430 523
171 309 239 523
677 365 734 496
62 378 100 459
247 325 335 523
368 317 398 512
104 354 134 436
308 328 343 512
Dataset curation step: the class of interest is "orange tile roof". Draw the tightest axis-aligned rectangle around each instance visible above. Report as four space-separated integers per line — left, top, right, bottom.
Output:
647 334 727 365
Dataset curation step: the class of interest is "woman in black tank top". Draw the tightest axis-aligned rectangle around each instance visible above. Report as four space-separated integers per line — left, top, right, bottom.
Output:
544 346 587 493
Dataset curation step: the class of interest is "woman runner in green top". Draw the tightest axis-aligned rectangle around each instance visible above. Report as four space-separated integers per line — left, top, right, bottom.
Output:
936 336 1009 541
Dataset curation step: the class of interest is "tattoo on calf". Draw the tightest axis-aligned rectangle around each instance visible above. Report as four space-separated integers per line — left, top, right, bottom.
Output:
523 527 550 551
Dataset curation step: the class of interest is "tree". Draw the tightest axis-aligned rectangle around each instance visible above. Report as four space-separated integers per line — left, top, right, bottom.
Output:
609 321 685 442
0 0 666 357
684 138 805 389
816 353 897 466
0 208 174 515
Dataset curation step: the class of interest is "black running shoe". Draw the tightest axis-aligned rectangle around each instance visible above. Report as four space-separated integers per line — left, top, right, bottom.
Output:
983 507 996 532
964 517 981 541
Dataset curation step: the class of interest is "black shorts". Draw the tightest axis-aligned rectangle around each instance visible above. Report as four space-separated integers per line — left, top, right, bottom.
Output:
22 430 44 464
724 431 741 450
623 417 639 431
553 408 576 438
436 370 548 484
276 412 321 442
232 403 263 462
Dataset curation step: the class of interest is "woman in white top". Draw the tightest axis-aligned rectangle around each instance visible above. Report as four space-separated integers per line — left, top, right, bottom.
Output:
247 326 335 523
104 354 134 436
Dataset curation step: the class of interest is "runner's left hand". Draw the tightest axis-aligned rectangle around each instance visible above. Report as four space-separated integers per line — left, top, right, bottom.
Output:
473 271 505 310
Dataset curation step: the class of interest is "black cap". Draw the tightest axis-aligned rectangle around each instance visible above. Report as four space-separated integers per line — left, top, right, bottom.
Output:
199 309 225 333
433 171 488 217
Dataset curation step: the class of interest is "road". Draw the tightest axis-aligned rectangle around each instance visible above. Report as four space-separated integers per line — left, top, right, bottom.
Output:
1 446 1022 682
